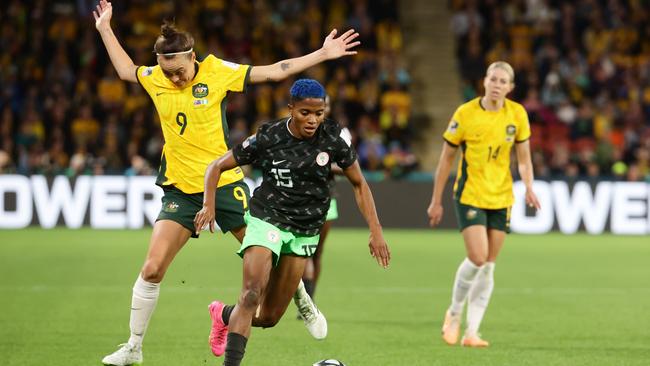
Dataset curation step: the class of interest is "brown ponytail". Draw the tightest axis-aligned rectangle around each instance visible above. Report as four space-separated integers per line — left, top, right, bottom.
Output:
153 20 194 59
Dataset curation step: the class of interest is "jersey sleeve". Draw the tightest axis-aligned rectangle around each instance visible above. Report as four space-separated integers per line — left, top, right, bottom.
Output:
340 127 352 146
214 57 252 93
332 135 357 169
515 105 531 143
135 65 158 97
442 107 465 147
232 134 259 166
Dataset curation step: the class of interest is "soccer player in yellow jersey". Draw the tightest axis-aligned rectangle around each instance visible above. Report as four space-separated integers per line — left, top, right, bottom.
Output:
427 61 541 347
93 1 360 364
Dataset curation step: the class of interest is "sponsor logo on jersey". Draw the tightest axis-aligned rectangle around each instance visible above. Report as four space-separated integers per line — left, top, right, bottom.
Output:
506 124 516 142
267 229 280 243
164 202 179 213
193 99 208 106
448 120 459 134
141 67 153 76
316 152 329 166
192 83 209 98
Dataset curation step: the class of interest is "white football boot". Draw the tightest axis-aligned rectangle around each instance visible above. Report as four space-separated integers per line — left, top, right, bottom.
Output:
102 343 143 365
294 281 328 340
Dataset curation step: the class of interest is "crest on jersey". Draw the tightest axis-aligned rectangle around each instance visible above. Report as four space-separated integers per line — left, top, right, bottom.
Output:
164 202 179 213
192 83 209 98
267 229 280 243
505 124 516 142
448 120 459 134
316 152 330 166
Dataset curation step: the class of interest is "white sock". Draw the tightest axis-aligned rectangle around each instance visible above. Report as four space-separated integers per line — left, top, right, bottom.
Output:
466 262 495 336
293 279 306 300
449 258 481 315
127 275 160 348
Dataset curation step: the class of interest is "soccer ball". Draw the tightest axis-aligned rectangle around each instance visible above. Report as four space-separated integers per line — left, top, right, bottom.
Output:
313 360 346 366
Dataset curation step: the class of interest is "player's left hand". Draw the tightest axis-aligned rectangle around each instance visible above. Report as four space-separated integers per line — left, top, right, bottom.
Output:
93 0 113 30
193 205 216 235
321 29 360 59
525 189 541 211
369 232 391 269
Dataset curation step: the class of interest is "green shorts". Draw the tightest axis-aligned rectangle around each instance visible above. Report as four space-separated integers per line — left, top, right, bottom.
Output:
454 200 511 233
238 211 320 266
156 181 250 238
325 198 339 221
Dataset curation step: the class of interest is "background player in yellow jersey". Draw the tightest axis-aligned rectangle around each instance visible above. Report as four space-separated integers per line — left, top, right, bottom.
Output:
93 1 359 365
427 61 541 347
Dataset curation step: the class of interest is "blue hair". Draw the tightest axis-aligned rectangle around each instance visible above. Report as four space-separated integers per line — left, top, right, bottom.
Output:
289 79 326 102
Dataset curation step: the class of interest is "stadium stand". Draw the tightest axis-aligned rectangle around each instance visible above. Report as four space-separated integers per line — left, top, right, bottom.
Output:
0 0 417 178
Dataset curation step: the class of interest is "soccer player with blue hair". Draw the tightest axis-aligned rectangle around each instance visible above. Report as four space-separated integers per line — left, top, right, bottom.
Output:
195 79 391 366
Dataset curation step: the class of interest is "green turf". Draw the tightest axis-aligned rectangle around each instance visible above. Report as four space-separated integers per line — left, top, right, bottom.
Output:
1 228 649 365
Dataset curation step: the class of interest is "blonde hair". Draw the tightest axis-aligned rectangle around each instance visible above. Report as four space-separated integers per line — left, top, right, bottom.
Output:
486 61 515 84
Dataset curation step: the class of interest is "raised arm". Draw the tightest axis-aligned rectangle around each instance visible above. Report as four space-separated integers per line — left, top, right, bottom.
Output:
249 29 360 83
515 140 541 210
193 151 239 234
342 161 390 268
427 142 458 227
93 0 138 83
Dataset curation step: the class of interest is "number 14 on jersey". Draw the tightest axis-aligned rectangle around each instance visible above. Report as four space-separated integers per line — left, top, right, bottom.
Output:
487 145 501 162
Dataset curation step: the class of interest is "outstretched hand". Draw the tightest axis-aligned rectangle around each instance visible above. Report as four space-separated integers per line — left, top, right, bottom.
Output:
193 205 216 236
369 232 391 269
93 0 113 30
321 29 360 60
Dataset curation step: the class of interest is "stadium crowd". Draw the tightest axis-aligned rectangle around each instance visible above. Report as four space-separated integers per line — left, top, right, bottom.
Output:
450 0 650 182
0 0 415 178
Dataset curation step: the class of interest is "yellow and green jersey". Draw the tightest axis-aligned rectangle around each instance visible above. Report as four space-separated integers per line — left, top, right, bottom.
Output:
136 54 251 194
443 97 531 209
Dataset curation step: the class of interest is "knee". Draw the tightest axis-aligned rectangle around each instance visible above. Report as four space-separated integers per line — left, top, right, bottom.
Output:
239 285 264 310
141 260 164 283
467 256 487 268
255 313 281 328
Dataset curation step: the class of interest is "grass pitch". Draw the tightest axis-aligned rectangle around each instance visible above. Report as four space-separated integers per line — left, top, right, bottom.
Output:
1 228 649 365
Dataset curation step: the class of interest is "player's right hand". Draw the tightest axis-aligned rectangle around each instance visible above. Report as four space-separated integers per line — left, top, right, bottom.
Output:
369 232 391 269
93 0 113 30
427 202 443 227
193 205 216 235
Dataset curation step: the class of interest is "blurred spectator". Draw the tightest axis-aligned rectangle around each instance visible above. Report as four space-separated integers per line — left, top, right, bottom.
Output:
125 155 154 176
0 0 412 177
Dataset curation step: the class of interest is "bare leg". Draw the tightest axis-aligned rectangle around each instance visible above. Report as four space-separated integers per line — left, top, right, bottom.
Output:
255 255 307 327
141 220 193 282
223 250 305 365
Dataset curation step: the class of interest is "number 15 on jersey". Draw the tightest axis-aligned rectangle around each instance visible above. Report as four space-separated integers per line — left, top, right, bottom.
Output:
271 168 293 188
